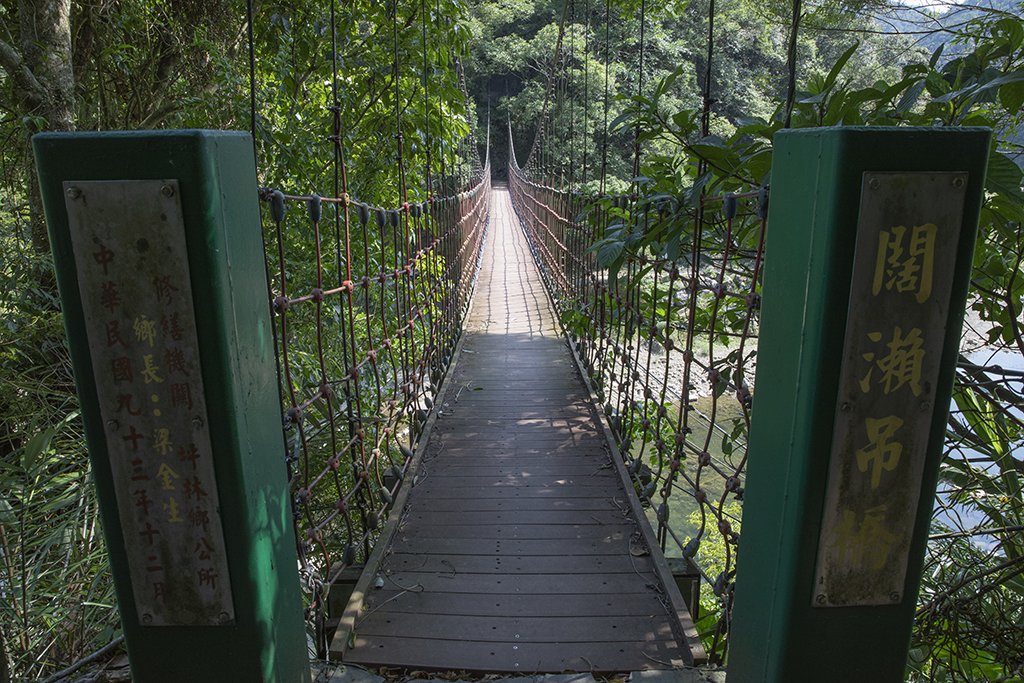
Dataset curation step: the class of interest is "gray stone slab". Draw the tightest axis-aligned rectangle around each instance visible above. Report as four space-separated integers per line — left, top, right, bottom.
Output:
319 662 386 683
629 669 727 683
539 674 599 683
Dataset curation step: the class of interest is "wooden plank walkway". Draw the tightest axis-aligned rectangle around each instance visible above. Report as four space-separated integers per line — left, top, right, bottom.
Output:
341 187 691 672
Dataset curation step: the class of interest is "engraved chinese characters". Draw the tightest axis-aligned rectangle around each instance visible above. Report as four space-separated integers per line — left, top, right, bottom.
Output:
814 174 967 607
65 180 234 625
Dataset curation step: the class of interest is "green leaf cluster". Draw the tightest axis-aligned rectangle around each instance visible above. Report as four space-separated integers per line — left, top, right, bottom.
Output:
0 0 485 677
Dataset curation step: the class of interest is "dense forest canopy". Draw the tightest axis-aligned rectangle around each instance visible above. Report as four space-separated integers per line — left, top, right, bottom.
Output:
1 0 1022 681
468 0 920 176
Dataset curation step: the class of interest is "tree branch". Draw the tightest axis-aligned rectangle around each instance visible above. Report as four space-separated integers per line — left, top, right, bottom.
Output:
0 35 45 104
38 636 125 683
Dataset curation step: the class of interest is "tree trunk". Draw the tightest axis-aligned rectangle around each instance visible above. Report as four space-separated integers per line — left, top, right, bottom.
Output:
18 0 75 255
0 622 9 683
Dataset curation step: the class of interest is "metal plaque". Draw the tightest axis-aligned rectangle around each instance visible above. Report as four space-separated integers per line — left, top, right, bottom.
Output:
813 172 967 607
65 180 235 626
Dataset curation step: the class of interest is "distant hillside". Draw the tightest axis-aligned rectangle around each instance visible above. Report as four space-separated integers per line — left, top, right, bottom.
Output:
877 0 1023 165
878 0 1021 55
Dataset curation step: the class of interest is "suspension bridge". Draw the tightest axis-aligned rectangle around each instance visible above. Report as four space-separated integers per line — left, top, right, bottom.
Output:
29 0 994 680
332 184 701 671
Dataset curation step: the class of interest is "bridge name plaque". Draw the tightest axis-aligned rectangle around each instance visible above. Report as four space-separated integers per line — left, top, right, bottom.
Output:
64 179 235 626
813 172 967 607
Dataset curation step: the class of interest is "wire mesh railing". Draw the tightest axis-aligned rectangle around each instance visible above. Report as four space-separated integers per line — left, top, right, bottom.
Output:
261 158 490 653
916 351 1024 675
504 0 1023 675
509 135 767 663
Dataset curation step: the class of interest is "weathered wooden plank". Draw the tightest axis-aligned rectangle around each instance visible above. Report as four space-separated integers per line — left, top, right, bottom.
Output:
345 635 685 671
378 572 656 595
431 434 604 446
432 436 598 446
436 409 594 419
438 384 588 395
441 396 591 404
435 415 595 425
452 357 568 365
404 509 629 526
422 448 609 459
449 366 576 375
450 380 581 389
383 552 653 575
435 418 596 429
447 368 578 378
362 590 670 618
389 536 633 557
413 497 628 512
409 475 618 489
395 523 636 540
408 486 621 499
356 613 675 643
441 397 591 406
423 463 613 477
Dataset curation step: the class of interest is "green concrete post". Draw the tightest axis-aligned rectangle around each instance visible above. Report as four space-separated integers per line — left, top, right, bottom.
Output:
34 131 310 683
729 127 990 682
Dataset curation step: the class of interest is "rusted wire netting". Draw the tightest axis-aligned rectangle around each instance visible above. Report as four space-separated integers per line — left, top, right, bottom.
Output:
262 146 490 652
510 139 766 662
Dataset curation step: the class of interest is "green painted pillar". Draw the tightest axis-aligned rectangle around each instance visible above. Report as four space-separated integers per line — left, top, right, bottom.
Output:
729 127 990 682
34 131 310 683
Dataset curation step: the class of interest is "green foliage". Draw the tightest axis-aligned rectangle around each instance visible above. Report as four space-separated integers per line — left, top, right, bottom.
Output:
469 0 919 186
0 0 483 677
0 0 1021 677
686 501 742 662
0 225 118 680
251 0 478 204
0 416 118 682
511 0 1022 676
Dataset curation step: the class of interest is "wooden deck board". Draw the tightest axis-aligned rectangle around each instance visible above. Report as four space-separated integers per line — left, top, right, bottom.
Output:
383 553 654 574
347 635 686 671
377 572 660 594
363 590 673 618
394 523 638 540
404 509 631 525
415 497 629 512
423 464 616 476
341 188 688 672
407 486 623 499
409 476 620 489
389 536 635 557
355 614 677 643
